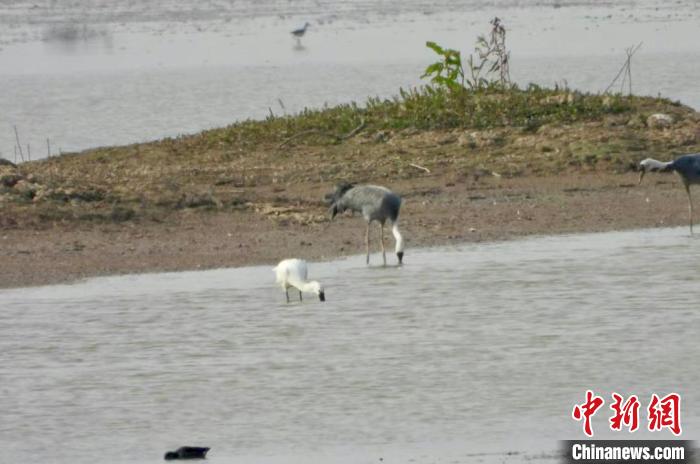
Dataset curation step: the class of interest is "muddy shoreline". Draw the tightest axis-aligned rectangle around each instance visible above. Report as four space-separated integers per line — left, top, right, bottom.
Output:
1 171 690 289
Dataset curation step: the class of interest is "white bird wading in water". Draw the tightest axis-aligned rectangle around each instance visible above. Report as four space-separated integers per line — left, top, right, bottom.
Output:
274 258 325 303
638 153 700 234
325 183 404 266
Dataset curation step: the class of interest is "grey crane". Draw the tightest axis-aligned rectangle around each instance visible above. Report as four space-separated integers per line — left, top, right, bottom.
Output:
638 153 700 234
326 183 404 265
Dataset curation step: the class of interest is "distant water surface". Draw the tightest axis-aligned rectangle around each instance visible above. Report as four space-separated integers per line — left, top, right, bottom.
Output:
0 0 699 159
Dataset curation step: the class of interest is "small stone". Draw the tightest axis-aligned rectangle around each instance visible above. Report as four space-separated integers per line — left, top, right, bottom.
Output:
646 113 673 129
373 130 390 143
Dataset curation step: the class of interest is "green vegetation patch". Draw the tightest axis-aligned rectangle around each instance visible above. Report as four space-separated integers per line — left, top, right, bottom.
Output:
205 85 633 149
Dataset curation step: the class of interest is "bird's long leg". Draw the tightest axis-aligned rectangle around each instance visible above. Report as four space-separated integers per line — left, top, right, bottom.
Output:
299 290 303 301
380 223 386 266
366 222 371 265
685 182 693 235
285 288 290 303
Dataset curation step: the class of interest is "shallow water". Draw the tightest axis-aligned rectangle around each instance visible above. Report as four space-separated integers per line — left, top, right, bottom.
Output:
1 0 699 159
1 227 698 463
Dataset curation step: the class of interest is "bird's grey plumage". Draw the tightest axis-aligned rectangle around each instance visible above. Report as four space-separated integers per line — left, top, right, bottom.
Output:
291 22 310 38
329 184 401 223
638 153 700 233
670 154 700 183
326 183 404 265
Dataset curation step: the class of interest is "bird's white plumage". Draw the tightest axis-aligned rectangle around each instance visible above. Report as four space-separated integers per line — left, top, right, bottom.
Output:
273 258 324 302
392 223 404 253
274 258 308 288
639 158 672 172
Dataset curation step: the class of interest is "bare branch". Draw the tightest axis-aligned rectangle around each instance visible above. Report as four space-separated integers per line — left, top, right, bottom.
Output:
409 163 431 173
604 42 642 94
13 126 24 162
277 119 366 150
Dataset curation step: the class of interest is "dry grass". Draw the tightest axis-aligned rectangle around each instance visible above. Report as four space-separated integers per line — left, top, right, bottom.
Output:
1 87 699 228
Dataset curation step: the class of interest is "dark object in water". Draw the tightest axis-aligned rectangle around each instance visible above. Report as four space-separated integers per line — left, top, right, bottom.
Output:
164 446 210 460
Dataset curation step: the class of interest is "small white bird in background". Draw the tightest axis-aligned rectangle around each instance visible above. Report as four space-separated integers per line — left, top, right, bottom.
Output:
291 22 311 40
274 258 325 303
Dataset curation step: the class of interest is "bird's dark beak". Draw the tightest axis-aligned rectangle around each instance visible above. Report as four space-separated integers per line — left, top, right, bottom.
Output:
319 291 326 302
638 169 645 185
397 251 404 265
329 205 338 219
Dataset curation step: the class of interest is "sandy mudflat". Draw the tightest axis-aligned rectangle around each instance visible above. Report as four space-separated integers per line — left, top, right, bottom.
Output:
0 171 691 289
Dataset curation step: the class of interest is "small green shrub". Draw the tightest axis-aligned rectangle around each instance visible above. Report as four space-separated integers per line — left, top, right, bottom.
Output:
423 17 511 91
422 41 466 91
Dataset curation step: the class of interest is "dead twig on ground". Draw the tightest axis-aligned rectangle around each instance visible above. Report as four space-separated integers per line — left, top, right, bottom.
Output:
277 129 326 149
338 119 366 140
409 163 431 173
277 119 366 149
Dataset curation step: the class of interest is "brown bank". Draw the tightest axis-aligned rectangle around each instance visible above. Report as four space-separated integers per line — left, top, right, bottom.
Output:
1 89 699 289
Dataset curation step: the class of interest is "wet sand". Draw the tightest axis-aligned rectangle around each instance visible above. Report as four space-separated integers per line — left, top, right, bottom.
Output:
1 171 691 289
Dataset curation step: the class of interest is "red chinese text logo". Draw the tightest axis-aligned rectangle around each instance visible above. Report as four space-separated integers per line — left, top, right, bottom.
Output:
609 393 640 432
572 390 605 437
572 391 682 437
648 393 682 436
